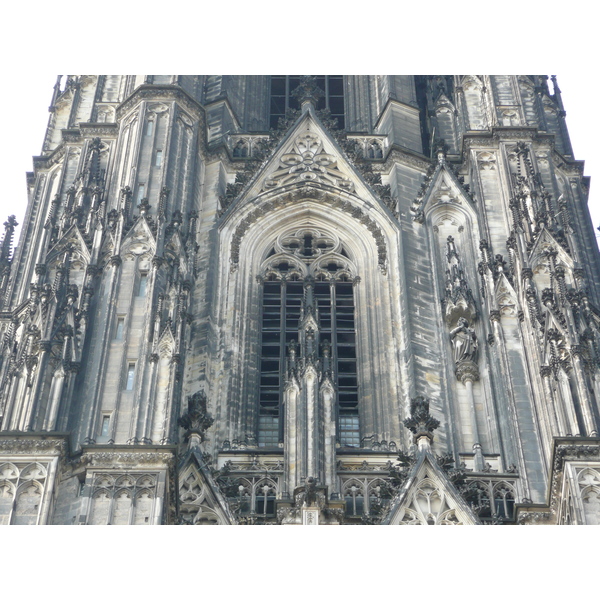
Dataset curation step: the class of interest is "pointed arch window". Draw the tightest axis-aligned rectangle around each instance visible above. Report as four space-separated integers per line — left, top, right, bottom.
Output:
257 227 359 447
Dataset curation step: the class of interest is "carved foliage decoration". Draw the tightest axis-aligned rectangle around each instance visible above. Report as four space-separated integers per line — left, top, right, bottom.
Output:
264 132 354 192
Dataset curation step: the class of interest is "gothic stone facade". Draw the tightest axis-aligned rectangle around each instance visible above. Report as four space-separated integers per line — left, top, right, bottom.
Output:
1 75 599 525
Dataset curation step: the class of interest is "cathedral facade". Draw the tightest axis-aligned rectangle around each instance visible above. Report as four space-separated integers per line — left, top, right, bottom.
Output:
0 75 599 525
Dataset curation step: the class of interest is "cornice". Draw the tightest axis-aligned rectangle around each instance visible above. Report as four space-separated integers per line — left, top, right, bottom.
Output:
79 122 119 138
0 432 70 456
373 97 421 131
383 145 432 173
115 84 205 123
75 444 178 468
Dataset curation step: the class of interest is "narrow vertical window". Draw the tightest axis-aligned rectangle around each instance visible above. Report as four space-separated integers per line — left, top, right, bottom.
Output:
258 229 359 447
101 415 111 437
145 120 154 136
115 317 124 340
138 273 148 297
137 184 145 201
126 363 135 390
155 150 162 166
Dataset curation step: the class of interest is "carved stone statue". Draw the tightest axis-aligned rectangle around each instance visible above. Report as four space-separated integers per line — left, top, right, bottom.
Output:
449 317 478 364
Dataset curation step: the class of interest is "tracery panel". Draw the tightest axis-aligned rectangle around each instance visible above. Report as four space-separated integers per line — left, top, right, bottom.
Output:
257 228 360 447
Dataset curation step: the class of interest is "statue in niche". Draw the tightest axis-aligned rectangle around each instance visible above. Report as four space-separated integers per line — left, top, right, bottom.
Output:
449 317 478 364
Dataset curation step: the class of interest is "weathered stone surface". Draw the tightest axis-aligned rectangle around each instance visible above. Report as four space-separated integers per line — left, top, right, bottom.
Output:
0 76 599 525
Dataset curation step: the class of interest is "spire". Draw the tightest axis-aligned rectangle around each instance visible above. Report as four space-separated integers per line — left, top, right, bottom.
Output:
0 215 18 264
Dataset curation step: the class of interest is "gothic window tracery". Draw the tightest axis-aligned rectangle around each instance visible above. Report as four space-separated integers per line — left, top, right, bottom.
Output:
222 475 278 518
0 461 48 525
87 472 157 525
258 227 359 447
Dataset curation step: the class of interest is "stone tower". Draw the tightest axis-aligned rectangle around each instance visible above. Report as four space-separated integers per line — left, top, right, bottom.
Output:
1 75 599 525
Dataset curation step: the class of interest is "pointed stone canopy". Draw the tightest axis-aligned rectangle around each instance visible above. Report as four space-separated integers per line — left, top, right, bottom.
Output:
220 106 391 218
381 450 480 525
410 150 476 223
527 227 574 273
177 447 234 525
380 396 479 525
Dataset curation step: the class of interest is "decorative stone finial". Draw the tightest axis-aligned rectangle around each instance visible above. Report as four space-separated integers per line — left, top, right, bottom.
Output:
291 76 325 111
404 396 440 446
178 390 214 448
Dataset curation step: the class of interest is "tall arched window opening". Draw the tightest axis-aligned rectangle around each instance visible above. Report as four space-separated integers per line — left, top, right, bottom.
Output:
257 227 359 447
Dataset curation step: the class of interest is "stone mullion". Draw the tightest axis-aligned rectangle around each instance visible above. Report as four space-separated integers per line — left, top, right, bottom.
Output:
2 372 23 432
237 263 258 444
138 323 162 442
82 258 123 445
178 117 198 217
127 102 147 211
354 271 375 444
157 120 175 249
570 349 598 436
492 313 535 489
129 260 160 443
555 368 581 436
23 343 51 431
140 271 166 442
540 366 565 437
278 280 286 444
44 368 66 431
163 350 183 446
38 457 59 525
12 170 55 306
484 315 514 467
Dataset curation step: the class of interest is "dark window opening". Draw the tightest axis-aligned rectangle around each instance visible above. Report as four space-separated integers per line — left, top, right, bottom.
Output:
269 76 345 130
258 258 359 447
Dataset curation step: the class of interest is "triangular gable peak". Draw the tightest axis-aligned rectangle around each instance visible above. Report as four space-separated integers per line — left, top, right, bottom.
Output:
120 216 157 258
413 158 476 223
435 91 456 112
222 108 385 218
541 311 569 366
45 224 91 267
178 450 234 525
495 273 518 317
383 451 480 525
528 228 574 276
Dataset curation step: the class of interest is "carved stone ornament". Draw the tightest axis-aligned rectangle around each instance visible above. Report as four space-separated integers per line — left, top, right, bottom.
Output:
0 437 67 455
403 396 440 442
291 76 325 107
178 390 214 443
263 132 354 192
76 450 175 468
229 186 388 274
449 317 479 365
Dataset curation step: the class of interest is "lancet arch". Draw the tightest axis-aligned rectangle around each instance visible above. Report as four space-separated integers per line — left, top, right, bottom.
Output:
215 196 407 457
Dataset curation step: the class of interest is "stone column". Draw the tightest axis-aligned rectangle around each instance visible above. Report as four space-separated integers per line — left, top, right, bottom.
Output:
540 366 564 437
456 361 485 471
